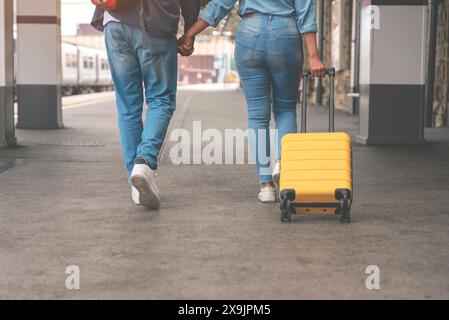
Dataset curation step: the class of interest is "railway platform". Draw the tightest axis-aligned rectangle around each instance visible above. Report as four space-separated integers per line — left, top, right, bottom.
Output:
0 88 449 299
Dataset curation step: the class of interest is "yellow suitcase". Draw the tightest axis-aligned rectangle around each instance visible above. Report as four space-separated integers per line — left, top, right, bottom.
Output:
279 68 353 223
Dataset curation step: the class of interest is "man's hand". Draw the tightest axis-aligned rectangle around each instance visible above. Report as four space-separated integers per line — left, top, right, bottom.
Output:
178 34 195 57
177 19 210 56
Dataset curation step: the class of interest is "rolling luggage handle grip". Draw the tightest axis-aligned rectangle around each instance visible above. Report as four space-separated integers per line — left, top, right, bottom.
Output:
301 67 336 133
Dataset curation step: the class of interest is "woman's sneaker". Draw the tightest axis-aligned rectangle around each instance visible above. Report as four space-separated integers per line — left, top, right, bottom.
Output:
130 160 161 209
258 185 277 203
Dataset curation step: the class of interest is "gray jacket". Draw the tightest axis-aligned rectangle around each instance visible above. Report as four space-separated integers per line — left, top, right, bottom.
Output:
91 0 201 38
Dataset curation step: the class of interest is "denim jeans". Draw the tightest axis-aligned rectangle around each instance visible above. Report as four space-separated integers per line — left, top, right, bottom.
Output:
105 22 177 181
235 14 303 184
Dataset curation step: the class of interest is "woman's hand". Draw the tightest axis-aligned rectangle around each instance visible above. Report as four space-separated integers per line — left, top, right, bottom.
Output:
178 34 195 57
302 33 326 77
309 55 325 77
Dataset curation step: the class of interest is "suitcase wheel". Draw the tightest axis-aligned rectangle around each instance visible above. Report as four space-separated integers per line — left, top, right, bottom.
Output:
339 192 351 224
281 211 291 223
281 204 295 222
280 192 295 223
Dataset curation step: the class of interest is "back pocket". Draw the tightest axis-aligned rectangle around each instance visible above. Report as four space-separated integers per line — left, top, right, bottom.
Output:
235 26 259 66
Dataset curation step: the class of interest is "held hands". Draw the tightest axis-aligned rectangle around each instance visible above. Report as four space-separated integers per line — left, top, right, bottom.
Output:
178 34 195 57
177 20 210 57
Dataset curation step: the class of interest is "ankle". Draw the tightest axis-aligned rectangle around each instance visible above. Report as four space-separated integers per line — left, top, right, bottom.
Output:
135 157 157 170
261 182 275 188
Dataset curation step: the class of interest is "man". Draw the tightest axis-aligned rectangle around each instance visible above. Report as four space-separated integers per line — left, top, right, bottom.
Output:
91 0 201 209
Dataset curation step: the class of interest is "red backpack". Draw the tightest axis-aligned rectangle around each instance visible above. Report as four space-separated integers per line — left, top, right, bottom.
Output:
91 0 126 11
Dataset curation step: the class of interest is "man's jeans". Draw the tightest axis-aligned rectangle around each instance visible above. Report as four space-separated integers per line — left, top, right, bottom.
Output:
235 14 303 183
105 22 177 181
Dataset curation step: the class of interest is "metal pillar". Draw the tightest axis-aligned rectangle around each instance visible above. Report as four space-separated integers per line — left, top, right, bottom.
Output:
350 0 361 115
16 0 63 129
356 0 428 145
0 0 16 147
425 0 440 128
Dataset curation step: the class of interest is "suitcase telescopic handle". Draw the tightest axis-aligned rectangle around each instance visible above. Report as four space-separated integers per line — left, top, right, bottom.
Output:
301 67 336 133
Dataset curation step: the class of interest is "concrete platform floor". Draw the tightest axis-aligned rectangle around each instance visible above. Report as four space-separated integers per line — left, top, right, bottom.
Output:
0 88 448 299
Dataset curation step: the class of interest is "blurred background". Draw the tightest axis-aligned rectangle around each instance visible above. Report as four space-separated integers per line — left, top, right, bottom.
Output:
1 0 449 136
61 0 240 91
59 1 449 126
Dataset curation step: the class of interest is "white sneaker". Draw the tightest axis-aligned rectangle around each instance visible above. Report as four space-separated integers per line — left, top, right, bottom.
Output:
272 160 280 187
130 164 161 209
131 186 141 205
258 185 277 203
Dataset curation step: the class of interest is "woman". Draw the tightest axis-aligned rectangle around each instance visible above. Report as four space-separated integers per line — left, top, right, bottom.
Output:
179 0 325 203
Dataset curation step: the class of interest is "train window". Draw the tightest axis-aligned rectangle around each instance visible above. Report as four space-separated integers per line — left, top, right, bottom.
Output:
83 56 94 69
65 54 72 67
65 54 78 68
101 59 109 70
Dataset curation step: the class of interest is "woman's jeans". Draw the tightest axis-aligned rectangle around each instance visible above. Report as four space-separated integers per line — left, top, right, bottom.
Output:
235 14 303 184
104 22 177 181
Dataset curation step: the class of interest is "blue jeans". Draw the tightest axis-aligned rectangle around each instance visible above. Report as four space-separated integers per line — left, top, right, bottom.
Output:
105 22 177 181
235 14 303 183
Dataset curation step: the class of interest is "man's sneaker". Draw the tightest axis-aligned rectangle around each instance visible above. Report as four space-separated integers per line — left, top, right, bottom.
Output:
258 185 277 203
272 160 280 187
130 162 160 209
131 186 141 205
